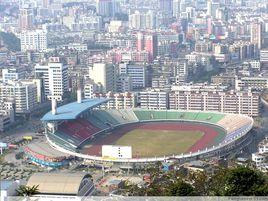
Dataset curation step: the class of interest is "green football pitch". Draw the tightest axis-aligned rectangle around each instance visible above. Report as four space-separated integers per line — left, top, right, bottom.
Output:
114 129 204 157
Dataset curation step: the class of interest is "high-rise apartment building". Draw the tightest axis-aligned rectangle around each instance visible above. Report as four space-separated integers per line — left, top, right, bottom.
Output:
119 63 150 89
18 7 34 30
169 86 259 117
89 63 115 93
129 11 156 30
0 80 37 114
260 49 268 69
35 57 68 101
136 33 157 61
173 0 180 17
158 0 173 15
19 29 47 52
140 89 169 110
93 92 136 109
251 21 263 50
96 0 120 17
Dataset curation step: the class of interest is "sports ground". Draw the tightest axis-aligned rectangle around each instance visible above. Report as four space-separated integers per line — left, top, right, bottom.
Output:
82 122 226 158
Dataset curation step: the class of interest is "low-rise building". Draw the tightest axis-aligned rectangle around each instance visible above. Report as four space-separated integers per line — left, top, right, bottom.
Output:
252 137 268 172
235 76 268 91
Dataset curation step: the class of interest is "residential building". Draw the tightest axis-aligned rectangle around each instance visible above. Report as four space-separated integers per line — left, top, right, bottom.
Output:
94 92 136 109
35 57 68 101
252 137 268 172
0 80 38 114
116 74 132 92
89 63 115 93
119 63 150 89
18 7 34 30
235 77 268 91
0 100 15 132
260 49 268 69
19 29 47 52
2 68 25 83
250 21 263 50
169 85 259 116
140 89 169 110
96 0 120 17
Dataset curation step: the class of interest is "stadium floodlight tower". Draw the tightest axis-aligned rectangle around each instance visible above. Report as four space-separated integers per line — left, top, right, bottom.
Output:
77 75 82 104
48 93 60 115
51 97 57 115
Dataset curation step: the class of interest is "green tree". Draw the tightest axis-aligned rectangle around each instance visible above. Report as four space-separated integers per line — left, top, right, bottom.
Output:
210 167 268 196
188 171 210 195
167 180 196 196
16 185 39 196
224 167 266 196
0 32 21 51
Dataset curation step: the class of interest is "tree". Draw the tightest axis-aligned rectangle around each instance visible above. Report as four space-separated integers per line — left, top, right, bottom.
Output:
16 185 39 196
188 171 210 195
167 180 196 196
209 167 268 196
224 167 266 196
0 32 21 51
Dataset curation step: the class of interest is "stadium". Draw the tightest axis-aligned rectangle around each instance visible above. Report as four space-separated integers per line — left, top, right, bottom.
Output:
41 97 254 163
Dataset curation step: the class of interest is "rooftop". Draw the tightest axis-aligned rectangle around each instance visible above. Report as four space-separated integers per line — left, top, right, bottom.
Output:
27 172 91 195
41 98 110 121
25 141 69 158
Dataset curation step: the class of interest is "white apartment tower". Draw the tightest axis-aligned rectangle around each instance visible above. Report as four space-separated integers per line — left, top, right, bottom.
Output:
0 80 37 114
35 57 68 101
2 68 25 83
140 89 169 110
89 63 115 93
19 29 47 52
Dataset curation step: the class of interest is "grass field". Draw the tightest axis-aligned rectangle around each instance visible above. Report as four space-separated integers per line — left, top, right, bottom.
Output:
114 129 204 157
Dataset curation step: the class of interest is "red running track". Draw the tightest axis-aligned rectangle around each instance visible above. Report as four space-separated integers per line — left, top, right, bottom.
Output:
82 122 222 157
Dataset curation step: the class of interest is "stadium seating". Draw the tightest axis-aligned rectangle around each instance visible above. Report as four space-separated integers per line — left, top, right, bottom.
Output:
217 114 251 134
91 110 120 125
195 112 225 124
133 110 226 124
87 113 109 130
151 111 167 119
105 110 133 124
57 119 101 147
47 133 77 152
133 110 152 121
180 112 198 120
55 129 81 146
118 109 138 122
166 111 182 119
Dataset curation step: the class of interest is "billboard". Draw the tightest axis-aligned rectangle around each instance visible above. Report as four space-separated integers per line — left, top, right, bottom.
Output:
0 142 8 148
102 145 132 159
23 136 33 141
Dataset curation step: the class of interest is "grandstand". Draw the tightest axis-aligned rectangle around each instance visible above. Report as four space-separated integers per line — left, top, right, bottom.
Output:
41 98 254 163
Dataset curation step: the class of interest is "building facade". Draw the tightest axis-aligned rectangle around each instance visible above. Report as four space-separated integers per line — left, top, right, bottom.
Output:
19 29 47 52
140 89 169 110
35 58 68 101
169 88 259 117
0 80 38 114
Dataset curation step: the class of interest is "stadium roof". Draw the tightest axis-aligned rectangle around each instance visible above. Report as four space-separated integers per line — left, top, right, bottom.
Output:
26 142 69 158
27 172 91 195
41 98 110 121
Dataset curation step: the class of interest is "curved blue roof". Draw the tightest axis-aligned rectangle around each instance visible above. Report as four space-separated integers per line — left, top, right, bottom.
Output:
41 98 110 121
